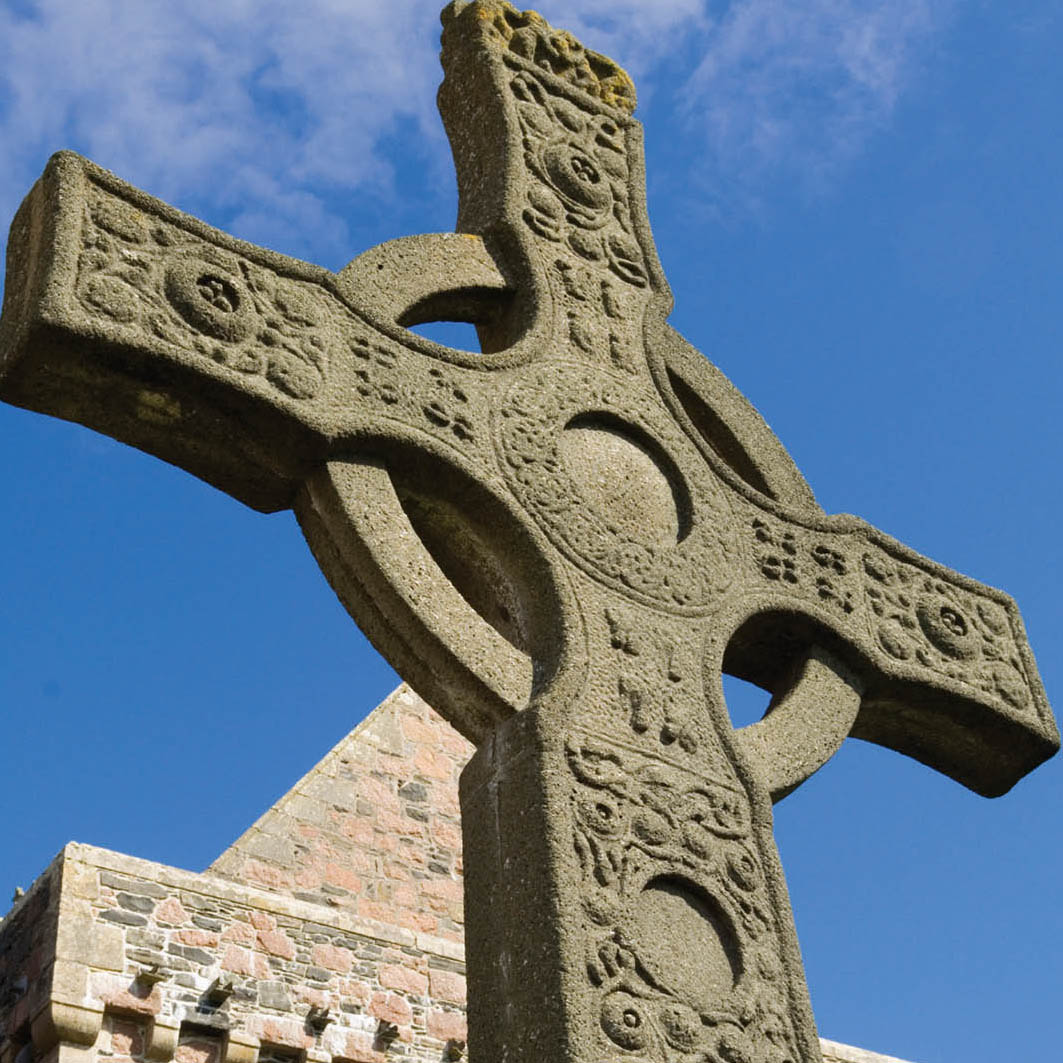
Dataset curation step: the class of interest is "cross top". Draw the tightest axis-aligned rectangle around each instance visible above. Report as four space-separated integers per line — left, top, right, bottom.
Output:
1 4 1057 1063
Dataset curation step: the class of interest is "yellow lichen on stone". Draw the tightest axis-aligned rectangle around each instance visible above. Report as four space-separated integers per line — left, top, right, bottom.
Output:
594 70 636 114
453 0 636 115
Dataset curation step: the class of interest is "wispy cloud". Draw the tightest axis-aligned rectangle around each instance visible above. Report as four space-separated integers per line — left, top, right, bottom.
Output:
552 0 707 76
0 0 449 264
0 0 952 271
680 0 952 203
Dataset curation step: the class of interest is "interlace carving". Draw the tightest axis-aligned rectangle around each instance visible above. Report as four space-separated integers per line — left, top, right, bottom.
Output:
1 8 1057 1063
509 68 647 290
567 731 801 1063
78 182 332 400
496 364 739 613
473 1 636 114
76 173 487 458
862 552 1037 716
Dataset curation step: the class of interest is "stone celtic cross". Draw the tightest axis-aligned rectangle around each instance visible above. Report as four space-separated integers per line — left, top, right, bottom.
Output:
1 4 1057 1063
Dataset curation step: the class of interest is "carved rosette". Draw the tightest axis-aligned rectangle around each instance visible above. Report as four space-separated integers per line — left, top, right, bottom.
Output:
862 552 1038 717
76 180 332 400
72 175 497 462
495 363 739 614
566 730 801 1063
507 66 646 290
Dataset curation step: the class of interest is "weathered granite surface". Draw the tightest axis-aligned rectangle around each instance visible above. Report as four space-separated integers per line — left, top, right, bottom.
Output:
0 3 1056 1063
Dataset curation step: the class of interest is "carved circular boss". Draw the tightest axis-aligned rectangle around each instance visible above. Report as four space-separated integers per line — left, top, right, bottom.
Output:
496 363 740 613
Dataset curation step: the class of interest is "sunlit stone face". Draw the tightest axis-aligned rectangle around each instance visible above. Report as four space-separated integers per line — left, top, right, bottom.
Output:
559 416 687 548
633 877 741 1010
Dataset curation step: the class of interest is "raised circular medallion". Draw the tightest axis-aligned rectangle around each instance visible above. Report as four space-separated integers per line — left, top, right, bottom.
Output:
164 258 254 342
558 414 687 548
543 140 612 210
495 364 738 612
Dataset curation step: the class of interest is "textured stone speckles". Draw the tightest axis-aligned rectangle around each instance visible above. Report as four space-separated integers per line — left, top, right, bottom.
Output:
311 945 353 974
425 1008 467 1043
211 688 468 942
369 992 413 1026
154 897 189 926
175 1032 224 1063
256 930 296 960
379 965 429 997
427 969 467 1006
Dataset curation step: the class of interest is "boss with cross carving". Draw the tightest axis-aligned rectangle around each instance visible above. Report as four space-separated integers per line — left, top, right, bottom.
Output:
0 4 1056 1063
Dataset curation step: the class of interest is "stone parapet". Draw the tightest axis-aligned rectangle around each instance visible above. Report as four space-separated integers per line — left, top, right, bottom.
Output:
0 858 62 1063
2 841 466 1063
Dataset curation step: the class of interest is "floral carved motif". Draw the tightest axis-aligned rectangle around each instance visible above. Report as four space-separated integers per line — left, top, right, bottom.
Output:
508 66 648 290
862 553 1037 715
77 182 332 400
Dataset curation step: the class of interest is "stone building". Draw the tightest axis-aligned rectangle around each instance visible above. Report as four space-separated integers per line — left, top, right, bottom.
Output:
0 687 911 1063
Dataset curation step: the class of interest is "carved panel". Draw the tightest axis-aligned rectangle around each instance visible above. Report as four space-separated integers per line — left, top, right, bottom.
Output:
496 363 739 613
606 605 700 753
349 336 480 450
552 257 642 373
861 552 1037 715
566 730 801 1063
748 516 857 618
478 3 636 114
507 65 648 292
76 180 333 400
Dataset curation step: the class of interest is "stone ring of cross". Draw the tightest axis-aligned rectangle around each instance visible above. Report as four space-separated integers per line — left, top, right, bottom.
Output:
1 5 1057 1063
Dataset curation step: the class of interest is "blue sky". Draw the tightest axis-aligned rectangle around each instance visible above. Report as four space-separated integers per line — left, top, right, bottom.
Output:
1 1 1060 1060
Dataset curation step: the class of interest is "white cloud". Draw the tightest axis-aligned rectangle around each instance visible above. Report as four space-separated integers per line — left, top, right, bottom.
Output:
547 0 707 74
0 0 952 271
0 0 447 263
681 0 952 199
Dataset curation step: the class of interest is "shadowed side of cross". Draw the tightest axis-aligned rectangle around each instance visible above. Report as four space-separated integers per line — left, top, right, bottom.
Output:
0 4 1057 1063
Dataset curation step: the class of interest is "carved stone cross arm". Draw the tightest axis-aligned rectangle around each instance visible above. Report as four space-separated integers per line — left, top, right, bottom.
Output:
428 1 1058 797
1 4 1057 1063
0 150 514 519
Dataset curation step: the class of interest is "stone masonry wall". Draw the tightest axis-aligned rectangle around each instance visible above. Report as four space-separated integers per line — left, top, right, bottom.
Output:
5 841 467 1063
0 861 61 1063
210 686 472 947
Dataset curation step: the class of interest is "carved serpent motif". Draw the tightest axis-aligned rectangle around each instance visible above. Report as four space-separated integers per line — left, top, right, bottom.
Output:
566 731 800 1063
